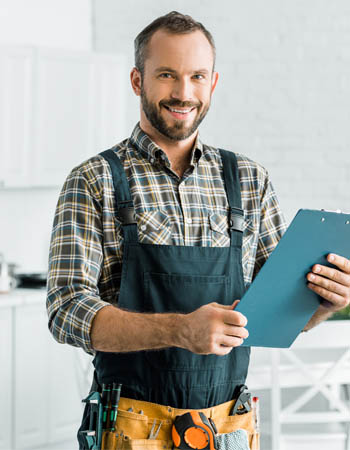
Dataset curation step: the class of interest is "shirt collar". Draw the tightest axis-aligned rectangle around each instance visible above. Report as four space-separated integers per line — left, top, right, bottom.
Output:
129 123 203 167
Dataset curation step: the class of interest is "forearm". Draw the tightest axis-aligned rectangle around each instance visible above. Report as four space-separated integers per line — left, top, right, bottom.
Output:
303 305 333 332
90 305 187 352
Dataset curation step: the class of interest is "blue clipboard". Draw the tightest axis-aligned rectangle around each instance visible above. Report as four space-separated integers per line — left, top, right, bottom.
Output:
235 209 350 348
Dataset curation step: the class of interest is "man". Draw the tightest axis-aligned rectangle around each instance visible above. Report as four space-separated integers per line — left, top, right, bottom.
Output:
47 11 350 449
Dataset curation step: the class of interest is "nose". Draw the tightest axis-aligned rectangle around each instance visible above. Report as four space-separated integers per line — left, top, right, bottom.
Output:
170 77 193 102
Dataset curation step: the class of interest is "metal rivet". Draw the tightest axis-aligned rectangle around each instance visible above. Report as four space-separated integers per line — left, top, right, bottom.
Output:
321 218 325 222
346 221 350 225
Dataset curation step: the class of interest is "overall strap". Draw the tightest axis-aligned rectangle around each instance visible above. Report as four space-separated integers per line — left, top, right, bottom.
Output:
218 149 244 247
99 149 138 243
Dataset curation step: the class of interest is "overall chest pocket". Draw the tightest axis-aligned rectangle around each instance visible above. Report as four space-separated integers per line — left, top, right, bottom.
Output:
143 271 229 370
136 210 172 245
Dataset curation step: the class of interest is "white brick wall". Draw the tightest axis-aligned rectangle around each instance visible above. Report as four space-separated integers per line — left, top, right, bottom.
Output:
94 0 350 222
1 1 349 271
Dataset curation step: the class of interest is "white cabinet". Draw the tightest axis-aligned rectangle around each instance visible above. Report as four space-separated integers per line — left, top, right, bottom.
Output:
46 334 89 445
0 292 92 449
14 303 49 449
0 307 13 450
0 46 126 188
0 47 33 187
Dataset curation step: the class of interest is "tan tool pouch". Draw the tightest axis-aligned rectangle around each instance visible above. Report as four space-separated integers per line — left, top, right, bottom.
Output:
100 397 259 450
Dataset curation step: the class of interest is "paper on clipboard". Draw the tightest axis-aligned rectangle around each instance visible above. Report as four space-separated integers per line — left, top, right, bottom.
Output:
235 209 350 348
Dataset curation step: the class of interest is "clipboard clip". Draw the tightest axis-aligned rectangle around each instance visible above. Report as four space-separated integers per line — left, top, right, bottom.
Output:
321 209 342 213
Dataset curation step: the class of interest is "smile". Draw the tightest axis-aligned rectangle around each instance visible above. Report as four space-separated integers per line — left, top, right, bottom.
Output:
165 106 194 114
162 105 196 119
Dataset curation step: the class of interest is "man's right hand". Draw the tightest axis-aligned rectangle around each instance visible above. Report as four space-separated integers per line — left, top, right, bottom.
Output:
180 301 249 356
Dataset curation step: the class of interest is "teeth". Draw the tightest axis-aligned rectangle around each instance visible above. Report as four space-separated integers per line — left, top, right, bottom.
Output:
168 107 192 113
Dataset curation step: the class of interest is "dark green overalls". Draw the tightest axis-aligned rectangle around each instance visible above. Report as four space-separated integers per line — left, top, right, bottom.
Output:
92 148 250 410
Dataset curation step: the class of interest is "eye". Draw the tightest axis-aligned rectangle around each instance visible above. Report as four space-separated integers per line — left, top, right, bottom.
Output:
193 74 205 80
159 73 173 79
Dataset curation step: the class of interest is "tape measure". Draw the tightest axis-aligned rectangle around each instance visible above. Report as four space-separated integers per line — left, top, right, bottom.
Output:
171 411 217 450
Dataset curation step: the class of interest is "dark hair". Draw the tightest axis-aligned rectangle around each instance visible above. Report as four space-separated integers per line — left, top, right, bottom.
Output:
134 11 216 75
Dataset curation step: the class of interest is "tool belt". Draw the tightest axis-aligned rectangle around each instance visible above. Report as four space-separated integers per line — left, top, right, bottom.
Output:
78 386 260 450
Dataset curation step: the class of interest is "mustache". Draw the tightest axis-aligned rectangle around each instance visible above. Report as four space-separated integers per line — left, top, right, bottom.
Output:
160 99 201 109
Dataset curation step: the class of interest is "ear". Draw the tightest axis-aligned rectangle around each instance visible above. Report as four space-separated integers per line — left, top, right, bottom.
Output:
130 67 142 96
210 71 219 95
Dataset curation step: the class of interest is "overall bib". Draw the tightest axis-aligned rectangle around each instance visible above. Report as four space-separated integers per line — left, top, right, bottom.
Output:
93 148 250 410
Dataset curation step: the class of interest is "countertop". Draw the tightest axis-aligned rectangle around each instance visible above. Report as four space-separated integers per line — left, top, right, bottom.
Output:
0 288 46 308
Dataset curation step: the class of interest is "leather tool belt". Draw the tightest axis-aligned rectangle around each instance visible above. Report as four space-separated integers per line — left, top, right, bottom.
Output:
97 396 259 450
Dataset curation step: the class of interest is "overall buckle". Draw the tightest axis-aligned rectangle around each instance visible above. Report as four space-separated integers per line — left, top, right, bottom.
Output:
117 205 136 225
229 207 244 232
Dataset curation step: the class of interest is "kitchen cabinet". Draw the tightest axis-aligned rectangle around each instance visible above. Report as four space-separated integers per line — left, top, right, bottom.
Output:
0 46 126 188
0 307 12 450
0 290 92 449
14 303 48 449
0 47 33 188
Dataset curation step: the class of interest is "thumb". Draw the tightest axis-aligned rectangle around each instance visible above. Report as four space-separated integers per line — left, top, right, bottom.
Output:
214 300 240 310
232 299 240 310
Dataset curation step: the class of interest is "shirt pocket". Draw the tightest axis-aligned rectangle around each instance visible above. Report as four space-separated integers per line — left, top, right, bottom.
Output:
136 210 172 245
209 212 230 247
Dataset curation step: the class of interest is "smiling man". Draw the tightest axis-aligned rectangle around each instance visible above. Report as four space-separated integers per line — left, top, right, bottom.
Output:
47 11 350 450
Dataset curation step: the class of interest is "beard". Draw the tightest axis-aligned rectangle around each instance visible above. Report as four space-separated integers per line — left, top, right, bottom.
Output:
140 84 210 142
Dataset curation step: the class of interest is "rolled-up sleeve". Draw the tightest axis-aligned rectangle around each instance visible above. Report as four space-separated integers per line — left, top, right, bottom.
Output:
47 168 111 354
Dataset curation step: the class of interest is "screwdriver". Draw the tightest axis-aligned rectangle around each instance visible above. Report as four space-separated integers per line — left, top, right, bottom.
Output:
101 384 111 430
110 383 122 432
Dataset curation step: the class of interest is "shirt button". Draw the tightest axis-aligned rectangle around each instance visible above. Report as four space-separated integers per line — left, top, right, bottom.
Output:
140 225 147 231
186 218 192 224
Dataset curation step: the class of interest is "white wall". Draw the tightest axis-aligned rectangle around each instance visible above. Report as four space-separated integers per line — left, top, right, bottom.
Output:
0 0 92 272
94 0 350 223
0 0 92 50
1 0 350 271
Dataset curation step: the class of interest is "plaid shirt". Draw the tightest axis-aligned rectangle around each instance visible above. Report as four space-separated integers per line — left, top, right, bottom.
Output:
47 123 287 354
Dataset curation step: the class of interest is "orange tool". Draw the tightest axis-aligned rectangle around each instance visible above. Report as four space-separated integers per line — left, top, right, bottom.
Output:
172 411 217 450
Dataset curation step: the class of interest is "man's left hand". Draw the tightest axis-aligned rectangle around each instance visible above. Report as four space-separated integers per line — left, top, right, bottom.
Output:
307 253 350 312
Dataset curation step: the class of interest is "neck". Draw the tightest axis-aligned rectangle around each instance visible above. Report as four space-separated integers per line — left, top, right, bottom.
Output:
139 118 198 178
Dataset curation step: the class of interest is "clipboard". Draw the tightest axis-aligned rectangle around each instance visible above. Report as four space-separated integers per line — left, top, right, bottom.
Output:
235 209 350 348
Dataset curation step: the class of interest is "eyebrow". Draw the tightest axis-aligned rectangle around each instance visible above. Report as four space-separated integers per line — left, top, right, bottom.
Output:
154 66 210 75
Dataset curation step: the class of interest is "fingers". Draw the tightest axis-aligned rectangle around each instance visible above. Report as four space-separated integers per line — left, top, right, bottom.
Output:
307 272 349 297
213 302 236 310
223 323 249 340
307 254 350 311
222 309 248 327
327 253 350 274
219 335 244 349
310 261 350 287
232 299 240 309
307 282 348 310
212 301 247 326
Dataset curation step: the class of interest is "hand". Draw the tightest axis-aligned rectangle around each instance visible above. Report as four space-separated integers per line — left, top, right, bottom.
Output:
307 253 350 313
181 301 249 356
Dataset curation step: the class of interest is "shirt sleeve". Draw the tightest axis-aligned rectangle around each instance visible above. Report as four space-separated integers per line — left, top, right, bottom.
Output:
253 173 287 279
46 168 111 355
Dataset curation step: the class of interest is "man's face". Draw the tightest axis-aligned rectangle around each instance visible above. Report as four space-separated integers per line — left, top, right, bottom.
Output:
136 30 218 142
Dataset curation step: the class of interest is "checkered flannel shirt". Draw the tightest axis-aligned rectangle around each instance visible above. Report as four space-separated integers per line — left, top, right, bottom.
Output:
47 123 287 354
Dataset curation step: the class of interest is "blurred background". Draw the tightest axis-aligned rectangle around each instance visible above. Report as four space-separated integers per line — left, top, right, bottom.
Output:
0 1 349 449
